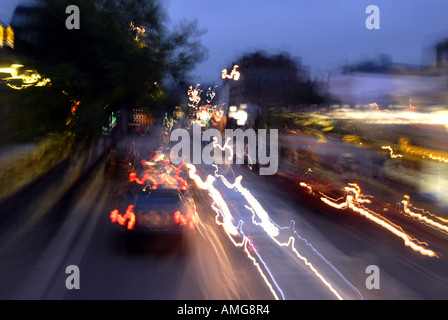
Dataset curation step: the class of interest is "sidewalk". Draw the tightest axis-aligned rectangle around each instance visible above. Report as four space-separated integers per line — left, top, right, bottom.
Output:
0 143 37 165
0 133 74 201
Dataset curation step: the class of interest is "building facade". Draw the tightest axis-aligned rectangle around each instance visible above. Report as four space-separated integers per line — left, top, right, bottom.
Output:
223 52 310 110
0 24 14 50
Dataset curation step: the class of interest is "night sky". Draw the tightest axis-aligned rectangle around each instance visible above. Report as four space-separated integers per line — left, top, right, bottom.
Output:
167 0 448 82
2 0 448 82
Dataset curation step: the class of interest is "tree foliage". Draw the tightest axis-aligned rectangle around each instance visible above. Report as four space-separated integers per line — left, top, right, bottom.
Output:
22 0 207 138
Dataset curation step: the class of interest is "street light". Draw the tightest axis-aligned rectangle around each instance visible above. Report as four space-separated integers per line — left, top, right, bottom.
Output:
222 65 240 81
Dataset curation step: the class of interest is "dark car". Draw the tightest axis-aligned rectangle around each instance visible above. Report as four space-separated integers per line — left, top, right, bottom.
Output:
110 188 196 253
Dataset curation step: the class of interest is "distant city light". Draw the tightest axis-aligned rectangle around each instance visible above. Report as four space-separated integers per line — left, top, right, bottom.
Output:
0 64 51 90
0 24 14 49
222 65 240 81
188 84 202 108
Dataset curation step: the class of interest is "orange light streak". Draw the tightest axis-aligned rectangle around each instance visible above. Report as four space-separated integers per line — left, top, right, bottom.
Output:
141 151 166 166
186 163 282 299
300 182 312 194
381 146 403 159
207 131 355 300
129 160 188 190
188 84 202 108
174 209 197 229
214 168 345 299
318 183 437 258
243 205 344 300
222 65 240 81
110 205 136 230
186 163 238 236
213 171 279 237
401 195 448 234
399 139 448 164
129 171 159 187
129 22 146 41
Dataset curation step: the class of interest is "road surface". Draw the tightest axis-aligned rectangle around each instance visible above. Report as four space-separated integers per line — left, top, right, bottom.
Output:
1 127 448 300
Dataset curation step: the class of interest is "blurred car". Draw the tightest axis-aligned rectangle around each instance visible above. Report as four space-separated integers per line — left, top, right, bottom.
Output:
110 187 196 252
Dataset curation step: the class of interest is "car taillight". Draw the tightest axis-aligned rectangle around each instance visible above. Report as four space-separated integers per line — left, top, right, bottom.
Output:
175 176 188 190
173 210 183 225
110 205 136 230
129 171 158 187
173 207 196 229
129 172 139 183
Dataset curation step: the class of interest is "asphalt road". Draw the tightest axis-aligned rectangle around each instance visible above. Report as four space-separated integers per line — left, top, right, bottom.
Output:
1 126 448 300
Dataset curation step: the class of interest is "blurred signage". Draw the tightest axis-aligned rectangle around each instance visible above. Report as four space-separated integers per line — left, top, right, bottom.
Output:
0 24 14 49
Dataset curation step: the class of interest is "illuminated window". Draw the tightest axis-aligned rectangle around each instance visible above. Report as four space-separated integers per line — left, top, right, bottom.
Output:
0 25 14 49
0 25 3 48
6 26 14 49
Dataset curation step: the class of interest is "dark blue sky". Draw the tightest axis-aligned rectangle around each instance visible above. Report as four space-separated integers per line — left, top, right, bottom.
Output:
167 0 448 82
0 0 23 25
2 0 448 83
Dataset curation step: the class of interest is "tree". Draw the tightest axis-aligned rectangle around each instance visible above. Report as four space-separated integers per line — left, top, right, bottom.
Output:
21 0 208 139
